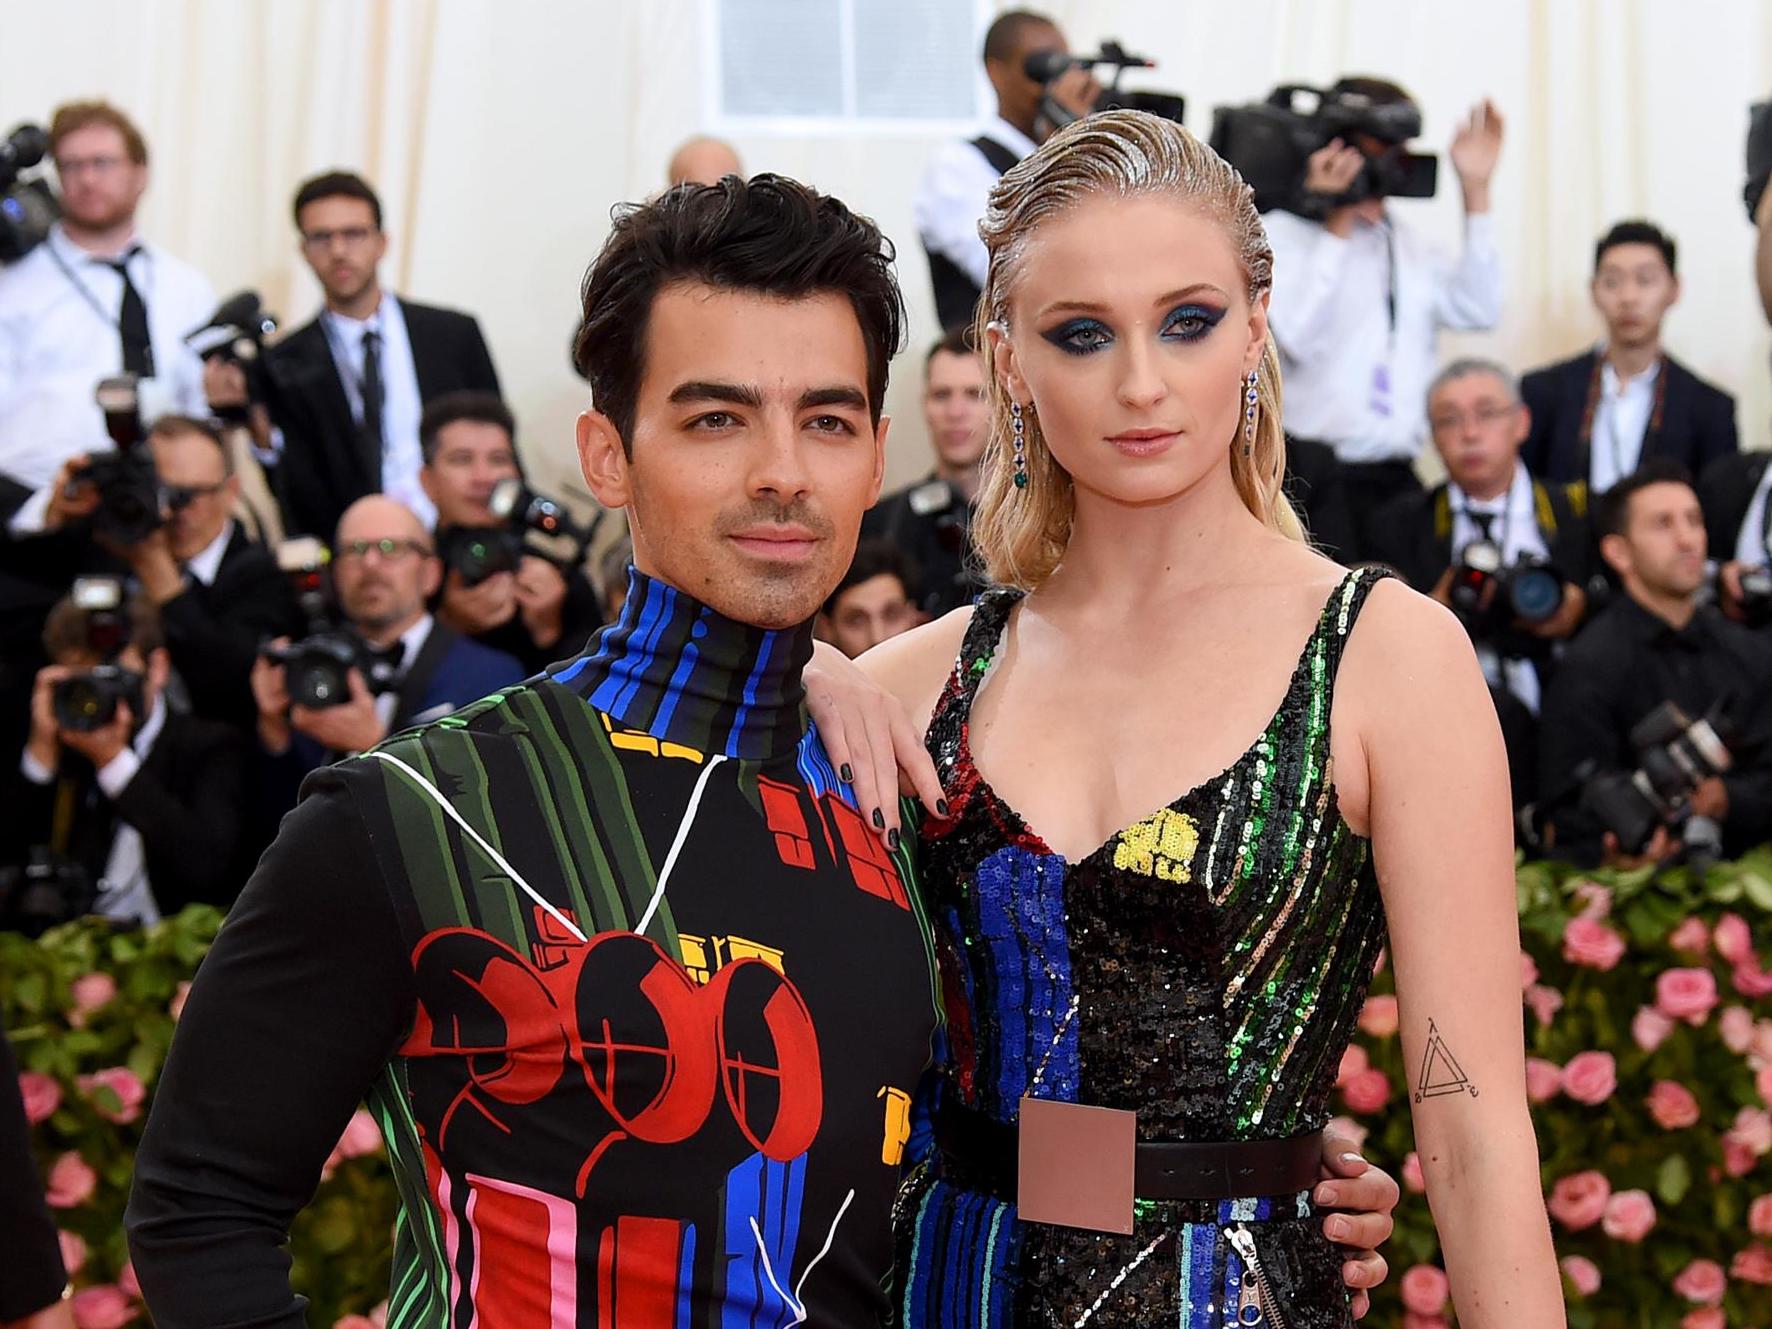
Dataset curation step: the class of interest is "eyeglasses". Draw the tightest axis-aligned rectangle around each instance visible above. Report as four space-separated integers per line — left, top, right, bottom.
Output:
1429 403 1519 434
300 226 379 253
335 538 430 564
56 155 129 179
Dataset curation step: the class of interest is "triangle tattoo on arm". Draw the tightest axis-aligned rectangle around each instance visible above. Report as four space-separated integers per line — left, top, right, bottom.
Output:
1415 1018 1480 1103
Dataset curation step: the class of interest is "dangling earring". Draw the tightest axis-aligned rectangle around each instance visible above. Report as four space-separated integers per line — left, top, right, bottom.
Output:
1243 368 1259 458
1011 400 1028 489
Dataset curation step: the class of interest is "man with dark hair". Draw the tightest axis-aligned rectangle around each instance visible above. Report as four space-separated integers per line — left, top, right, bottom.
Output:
1522 220 1737 492
223 170 502 540
3 586 248 928
420 390 603 671
1265 79 1505 555
817 538 922 658
1539 461 1772 865
129 175 1400 1326
862 329 988 615
913 9 1100 330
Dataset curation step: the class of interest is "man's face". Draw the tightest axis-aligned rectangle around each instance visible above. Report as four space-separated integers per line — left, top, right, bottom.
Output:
986 20 1067 130
922 348 988 474
297 195 387 308
53 125 146 234
1593 242 1678 350
151 430 236 562
332 499 440 635
1426 372 1527 498
1608 482 1707 599
578 283 887 630
820 573 918 658
421 420 521 528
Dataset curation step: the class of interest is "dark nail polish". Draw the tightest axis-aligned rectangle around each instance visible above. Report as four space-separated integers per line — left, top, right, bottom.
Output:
936 798 950 818
873 807 885 829
887 828 901 852
840 763 854 783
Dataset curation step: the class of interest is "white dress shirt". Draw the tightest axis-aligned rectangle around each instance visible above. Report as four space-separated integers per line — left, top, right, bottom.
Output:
1449 462 1550 713
1265 209 1502 464
0 223 214 490
182 518 234 587
20 691 168 926
1735 462 1772 568
372 612 437 732
320 293 433 527
1588 356 1661 494
913 116 1038 289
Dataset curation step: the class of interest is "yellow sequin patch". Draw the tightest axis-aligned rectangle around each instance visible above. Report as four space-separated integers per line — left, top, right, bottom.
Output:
1113 807 1200 883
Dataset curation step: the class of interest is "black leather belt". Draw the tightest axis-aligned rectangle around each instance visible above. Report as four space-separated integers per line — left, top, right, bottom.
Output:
935 1099 1323 1202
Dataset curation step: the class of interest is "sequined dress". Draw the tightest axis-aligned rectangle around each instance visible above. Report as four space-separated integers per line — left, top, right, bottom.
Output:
893 566 1392 1329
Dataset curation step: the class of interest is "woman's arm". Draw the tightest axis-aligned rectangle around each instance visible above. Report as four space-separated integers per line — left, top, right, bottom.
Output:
1343 582 1564 1329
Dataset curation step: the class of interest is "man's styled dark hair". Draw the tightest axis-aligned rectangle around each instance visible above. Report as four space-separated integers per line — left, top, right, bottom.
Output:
572 174 905 449
1595 219 1677 276
292 170 384 231
1328 76 1415 108
983 10 1056 64
147 414 233 475
822 538 917 617
419 391 517 466
50 101 149 167
1597 459 1696 540
925 325 978 368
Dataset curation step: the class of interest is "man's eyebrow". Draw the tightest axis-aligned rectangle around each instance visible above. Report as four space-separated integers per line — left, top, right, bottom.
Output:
798 385 868 411
667 381 764 409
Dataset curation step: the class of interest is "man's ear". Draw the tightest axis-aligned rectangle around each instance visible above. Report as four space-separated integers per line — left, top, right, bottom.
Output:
867 415 890 508
418 466 438 505
578 409 631 511
420 555 443 600
1599 531 1632 579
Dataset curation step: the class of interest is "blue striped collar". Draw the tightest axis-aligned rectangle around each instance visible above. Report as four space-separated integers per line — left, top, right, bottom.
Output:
553 567 813 761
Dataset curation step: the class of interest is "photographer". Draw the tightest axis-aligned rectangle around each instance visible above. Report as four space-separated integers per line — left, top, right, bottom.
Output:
815 539 924 659
913 9 1099 330
2 587 247 928
1699 445 1772 626
1539 462 1772 865
420 391 601 672
1521 221 1736 491
1264 79 1504 555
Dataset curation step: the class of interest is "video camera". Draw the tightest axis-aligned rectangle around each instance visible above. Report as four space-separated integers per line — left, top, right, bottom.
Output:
0 849 96 939
1581 702 1734 859
439 477 602 587
1450 541 1566 631
49 578 144 732
186 291 279 423
260 537 401 709
1023 41 1185 132
1209 83 1438 216
79 376 166 545
0 123 59 264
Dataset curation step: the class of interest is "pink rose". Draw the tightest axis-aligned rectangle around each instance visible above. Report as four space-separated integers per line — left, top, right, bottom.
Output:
1723 1004 1757 1053
78 1067 146 1124
337 1108 382 1160
1601 1188 1657 1242
1736 958 1772 999
1525 1057 1562 1103
1401 1151 1425 1194
1560 1254 1601 1297
1733 1106 1772 1155
117 1261 140 1298
1633 1005 1676 1053
1547 1171 1611 1230
1357 995 1399 1038
1668 916 1710 954
70 1284 135 1329
1734 1243 1772 1284
1673 1258 1727 1305
1725 1135 1759 1177
1326 1114 1368 1151
59 1229 87 1276
1759 1062 1772 1107
45 1150 97 1208
1716 912 1754 965
1656 968 1720 1025
1520 950 1538 989
1754 1018 1772 1063
1646 1080 1701 1129
67 972 116 1025
18 1070 62 1124
1399 1264 1450 1316
1562 916 1626 970
169 980 191 1021
1562 1050 1618 1105
1681 1310 1725 1329
1572 880 1613 918
1402 1317 1449 1329
371 1303 388 1328
333 1319 378 1329
1336 1044 1369 1088
1526 985 1565 1026
1342 1068 1391 1114
1751 1192 1772 1237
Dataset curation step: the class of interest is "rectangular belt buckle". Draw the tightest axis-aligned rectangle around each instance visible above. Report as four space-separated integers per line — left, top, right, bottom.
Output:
1016 1096 1136 1235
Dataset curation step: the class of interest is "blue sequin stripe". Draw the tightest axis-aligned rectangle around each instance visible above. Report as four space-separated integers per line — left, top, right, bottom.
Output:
902 1179 1017 1329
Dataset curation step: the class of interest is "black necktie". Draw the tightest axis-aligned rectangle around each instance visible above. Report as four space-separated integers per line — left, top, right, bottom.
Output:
104 247 153 377
358 638 405 694
360 327 385 456
1469 509 1498 544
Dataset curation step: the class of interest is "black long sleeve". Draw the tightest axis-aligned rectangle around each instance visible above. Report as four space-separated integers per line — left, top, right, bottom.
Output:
0 1027 67 1321
126 770 415 1328
159 551 300 729
116 725 249 911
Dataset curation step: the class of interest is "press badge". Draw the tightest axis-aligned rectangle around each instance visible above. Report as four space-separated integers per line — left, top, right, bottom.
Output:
1368 363 1393 418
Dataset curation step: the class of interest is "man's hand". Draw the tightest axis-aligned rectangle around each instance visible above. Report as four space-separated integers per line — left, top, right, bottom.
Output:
25 665 71 774
1690 776 1730 822
251 645 294 755
123 525 185 604
290 668 386 755
1045 64 1102 124
1522 582 1586 640
203 358 249 409
1719 560 1753 622
1449 98 1504 213
514 555 568 649
43 455 98 532
1315 1131 1399 1319
3 1296 77 1329
1305 138 1370 237
1603 824 1678 869
59 699 133 772
439 569 518 635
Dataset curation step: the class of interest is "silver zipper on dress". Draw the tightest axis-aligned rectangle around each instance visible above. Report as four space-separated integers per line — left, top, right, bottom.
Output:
1225 1223 1292 1329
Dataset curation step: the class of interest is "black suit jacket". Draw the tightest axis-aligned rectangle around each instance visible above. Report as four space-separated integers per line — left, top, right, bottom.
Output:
1283 437 1359 562
1367 477 1594 598
1520 349 1738 487
4 710 252 915
264 298 501 539
1698 449 1772 567
161 526 302 729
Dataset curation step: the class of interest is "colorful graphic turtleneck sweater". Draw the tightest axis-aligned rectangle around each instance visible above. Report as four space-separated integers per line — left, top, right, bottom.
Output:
127 569 942 1329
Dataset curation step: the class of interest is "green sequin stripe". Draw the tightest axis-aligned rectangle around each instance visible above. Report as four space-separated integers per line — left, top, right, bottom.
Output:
369 1061 451 1329
897 793 947 1027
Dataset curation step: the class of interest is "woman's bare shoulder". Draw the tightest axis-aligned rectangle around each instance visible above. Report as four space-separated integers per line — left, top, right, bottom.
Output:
855 604 975 730
1341 572 1488 710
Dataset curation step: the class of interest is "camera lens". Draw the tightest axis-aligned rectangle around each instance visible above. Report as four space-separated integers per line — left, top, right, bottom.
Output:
1509 566 1563 623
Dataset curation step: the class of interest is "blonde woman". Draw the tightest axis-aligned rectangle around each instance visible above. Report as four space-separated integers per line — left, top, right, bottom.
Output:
808 111 1561 1328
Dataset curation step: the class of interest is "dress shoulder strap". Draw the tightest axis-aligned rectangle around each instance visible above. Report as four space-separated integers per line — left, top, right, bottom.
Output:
1316 564 1396 699
923 587 1023 775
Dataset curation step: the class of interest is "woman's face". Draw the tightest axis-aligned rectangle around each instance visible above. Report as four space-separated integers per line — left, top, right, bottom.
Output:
993 192 1268 508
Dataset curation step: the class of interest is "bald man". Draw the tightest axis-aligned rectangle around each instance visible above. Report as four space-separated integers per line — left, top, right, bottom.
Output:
666 135 743 187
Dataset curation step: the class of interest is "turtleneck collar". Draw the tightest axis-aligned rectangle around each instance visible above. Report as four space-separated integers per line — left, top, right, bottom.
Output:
554 567 814 761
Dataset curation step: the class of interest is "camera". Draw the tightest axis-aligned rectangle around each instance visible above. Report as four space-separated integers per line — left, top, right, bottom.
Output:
263 633 365 709
439 525 525 587
1735 563 1772 627
0 849 95 938
0 123 58 264
1450 541 1566 629
185 291 279 423
1023 41 1185 131
491 478 600 559
49 578 143 731
1581 702 1734 856
261 538 400 708
441 479 602 587
1209 84 1438 215
83 376 165 545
